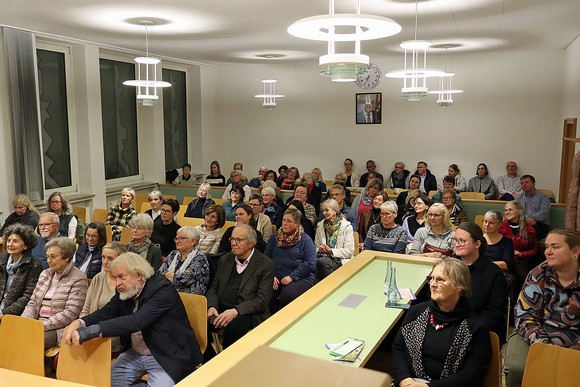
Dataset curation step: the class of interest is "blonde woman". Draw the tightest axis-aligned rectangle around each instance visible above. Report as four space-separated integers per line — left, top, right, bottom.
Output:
0 194 39 237
106 187 138 241
185 183 215 218
311 167 327 192
410 203 455 257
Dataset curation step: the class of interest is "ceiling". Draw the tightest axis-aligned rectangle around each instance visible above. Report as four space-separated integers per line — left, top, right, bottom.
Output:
1 0 579 65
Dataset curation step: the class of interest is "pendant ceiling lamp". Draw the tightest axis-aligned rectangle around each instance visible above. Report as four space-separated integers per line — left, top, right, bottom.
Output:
428 45 464 107
254 55 285 109
288 0 401 82
386 1 443 101
123 20 171 106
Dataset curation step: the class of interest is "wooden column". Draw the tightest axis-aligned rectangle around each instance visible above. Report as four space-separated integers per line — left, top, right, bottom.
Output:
559 118 578 203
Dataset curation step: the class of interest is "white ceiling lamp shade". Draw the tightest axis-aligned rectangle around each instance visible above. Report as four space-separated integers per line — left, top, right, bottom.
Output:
254 55 285 109
386 1 443 101
428 45 464 107
123 20 171 106
288 0 401 83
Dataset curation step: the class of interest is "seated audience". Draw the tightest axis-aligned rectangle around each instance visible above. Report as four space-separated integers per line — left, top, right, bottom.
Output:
151 199 181 257
504 229 580 387
248 194 273 243
311 167 327 193
195 204 225 255
22 237 88 349
280 166 300 191
207 224 274 349
206 160 226 186
392 258 491 387
222 184 245 222
218 204 266 254
327 184 358 231
351 178 384 223
63 252 202 386
438 188 467 226
467 163 496 200
106 187 138 241
446 163 467 192
516 174 551 240
483 210 514 273
410 203 455 257
497 161 522 201
326 172 352 206
275 165 288 188
260 186 285 227
47 191 77 239
159 226 209 295
261 180 285 207
432 176 465 208
284 200 315 240
32 212 61 269
0 224 43 318
342 158 360 188
173 162 195 185
248 166 268 188
222 170 252 200
363 201 407 254
415 161 437 193
264 169 278 184
402 194 431 243
396 174 421 222
358 191 389 249
301 173 323 214
73 222 107 279
127 214 162 271
388 161 410 190
360 160 384 187
0 194 39 237
288 183 318 225
144 190 163 220
184 183 215 218
314 199 355 280
265 208 317 312
453 222 508 341
225 162 247 186
499 200 538 295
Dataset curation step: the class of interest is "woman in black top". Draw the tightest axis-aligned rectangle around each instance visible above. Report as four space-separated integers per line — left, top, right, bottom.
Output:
205 160 226 186
184 183 216 219
217 204 265 254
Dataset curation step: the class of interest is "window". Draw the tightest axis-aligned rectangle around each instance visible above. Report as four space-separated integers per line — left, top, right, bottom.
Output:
99 58 139 180
162 68 188 170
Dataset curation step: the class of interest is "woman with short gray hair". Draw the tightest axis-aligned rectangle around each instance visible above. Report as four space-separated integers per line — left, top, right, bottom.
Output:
363 201 407 254
127 214 162 271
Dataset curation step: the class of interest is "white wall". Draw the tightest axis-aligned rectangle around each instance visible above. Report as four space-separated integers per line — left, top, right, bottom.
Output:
213 49 565 195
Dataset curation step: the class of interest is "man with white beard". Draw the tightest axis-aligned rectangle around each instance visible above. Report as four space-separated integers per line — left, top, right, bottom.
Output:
31 212 61 268
62 252 202 386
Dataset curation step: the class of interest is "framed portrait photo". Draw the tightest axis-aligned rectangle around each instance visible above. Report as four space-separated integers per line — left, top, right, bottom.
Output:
356 93 382 125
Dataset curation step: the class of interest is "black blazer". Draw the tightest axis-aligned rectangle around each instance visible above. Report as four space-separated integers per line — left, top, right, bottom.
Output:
82 272 202 383
0 251 43 315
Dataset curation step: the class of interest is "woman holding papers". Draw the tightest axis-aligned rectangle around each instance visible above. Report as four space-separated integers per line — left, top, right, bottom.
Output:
392 258 491 387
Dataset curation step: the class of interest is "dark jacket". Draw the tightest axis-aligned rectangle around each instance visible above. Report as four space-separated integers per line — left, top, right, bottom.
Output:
82 272 202 383
414 168 438 193
206 250 274 327
73 244 103 279
0 210 39 234
0 251 43 316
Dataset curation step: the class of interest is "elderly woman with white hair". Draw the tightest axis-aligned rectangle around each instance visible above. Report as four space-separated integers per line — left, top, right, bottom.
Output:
127 214 162 271
145 190 164 220
106 187 138 241
363 201 407 254
260 186 285 226
158 226 210 295
221 170 252 200
184 183 216 219
314 199 355 280
410 203 456 258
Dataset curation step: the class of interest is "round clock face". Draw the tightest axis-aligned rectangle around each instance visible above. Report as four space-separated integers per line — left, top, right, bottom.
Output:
356 64 382 89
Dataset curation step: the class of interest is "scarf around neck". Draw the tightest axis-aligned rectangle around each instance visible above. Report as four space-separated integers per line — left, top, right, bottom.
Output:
276 225 304 248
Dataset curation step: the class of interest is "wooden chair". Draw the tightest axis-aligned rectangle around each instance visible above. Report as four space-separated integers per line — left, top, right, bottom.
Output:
140 201 152 213
484 332 501 387
92 208 109 223
0 315 45 376
183 196 197 205
57 337 112 387
428 190 438 198
105 225 132 244
474 214 485 230
180 217 206 228
353 231 360 255
223 220 236 230
459 192 485 200
537 188 555 200
213 198 226 205
179 293 208 354
384 188 395 196
133 193 149 214
72 206 87 222
176 204 189 224
521 342 580 387
164 194 178 201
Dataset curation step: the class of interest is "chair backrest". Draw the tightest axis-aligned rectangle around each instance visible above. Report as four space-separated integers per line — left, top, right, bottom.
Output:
223 220 236 230
72 206 87 223
176 204 189 224
180 217 206 228
134 193 149 214
384 188 395 196
0 315 45 376
57 337 112 387
92 208 109 223
119 226 132 244
164 194 178 201
521 342 580 387
179 293 208 354
183 196 197 206
141 201 152 213
484 332 501 387
428 190 438 198
537 188 555 200
459 192 485 200
105 225 113 243
353 231 360 256
213 198 227 205
474 214 485 230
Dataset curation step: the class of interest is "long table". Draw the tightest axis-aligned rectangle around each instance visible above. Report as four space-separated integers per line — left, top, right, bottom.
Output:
0 368 93 387
177 251 438 386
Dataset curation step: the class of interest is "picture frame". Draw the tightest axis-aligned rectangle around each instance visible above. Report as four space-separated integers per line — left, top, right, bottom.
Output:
355 93 382 125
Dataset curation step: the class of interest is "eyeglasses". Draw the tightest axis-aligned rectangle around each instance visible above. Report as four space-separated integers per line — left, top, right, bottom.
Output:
38 222 57 228
174 237 190 241
442 196 453 200
380 212 395 216
229 237 247 244
50 200 62 204
160 209 173 214
452 238 471 246
426 275 447 286
248 203 261 207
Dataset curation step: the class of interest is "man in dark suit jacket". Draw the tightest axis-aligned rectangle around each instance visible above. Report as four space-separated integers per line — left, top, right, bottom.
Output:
207 224 274 349
356 102 381 124
62 252 202 386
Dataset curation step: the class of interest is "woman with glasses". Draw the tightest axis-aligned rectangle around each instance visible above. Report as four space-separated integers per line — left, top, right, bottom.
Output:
248 194 272 243
126 214 162 271
260 186 284 227
279 167 300 191
392 258 491 387
483 210 514 273
151 199 181 257
217 204 266 254
410 203 455 257
358 192 389 250
438 188 467 226
351 178 384 223
402 193 432 243
158 226 209 295
72 222 107 279
265 208 316 312
453 222 508 342
47 192 77 239
363 201 407 254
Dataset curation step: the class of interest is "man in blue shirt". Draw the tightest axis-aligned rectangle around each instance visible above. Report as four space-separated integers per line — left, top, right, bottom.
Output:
516 174 551 239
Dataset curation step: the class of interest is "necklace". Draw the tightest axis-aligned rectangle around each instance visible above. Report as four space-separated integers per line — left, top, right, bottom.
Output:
371 210 381 224
429 313 450 331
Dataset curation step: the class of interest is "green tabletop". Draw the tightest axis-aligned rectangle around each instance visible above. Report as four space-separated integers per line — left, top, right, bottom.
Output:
268 258 433 366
